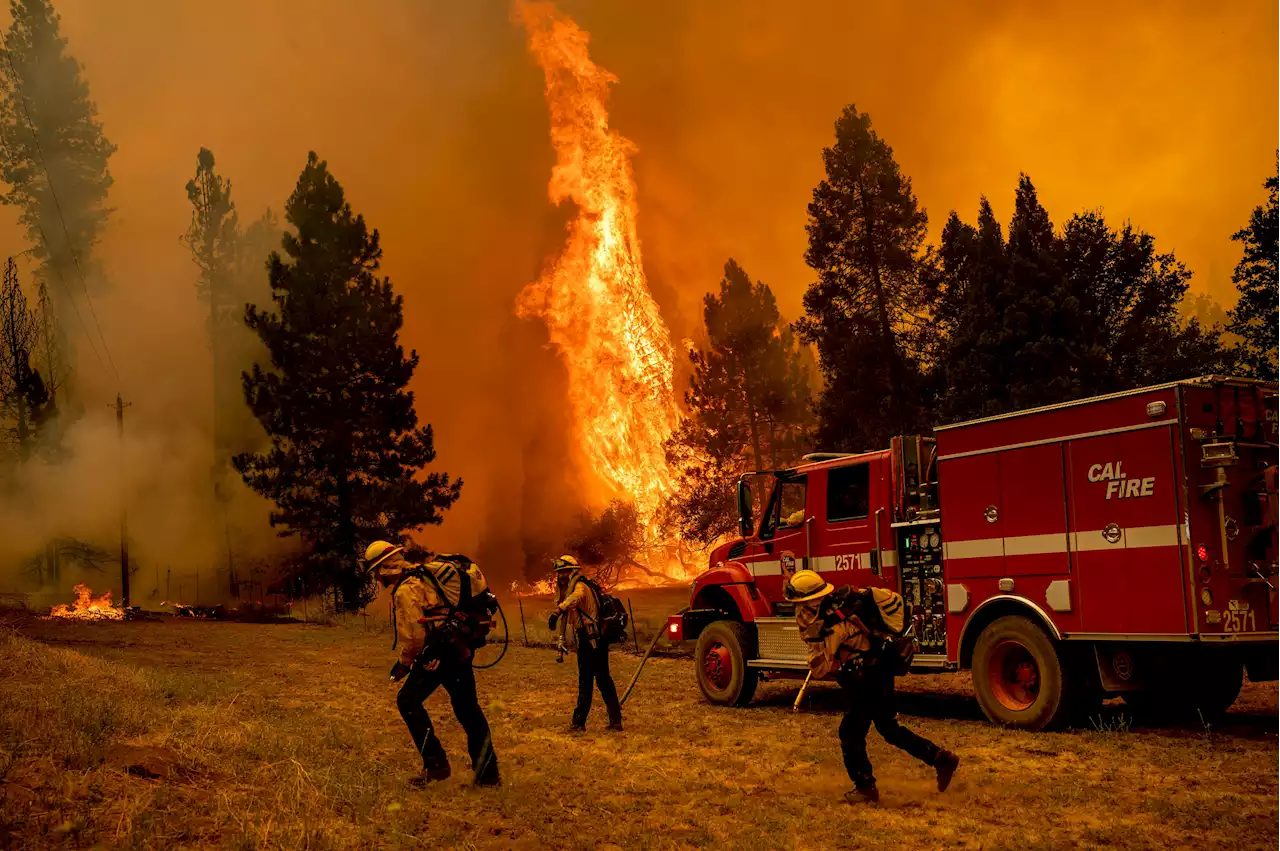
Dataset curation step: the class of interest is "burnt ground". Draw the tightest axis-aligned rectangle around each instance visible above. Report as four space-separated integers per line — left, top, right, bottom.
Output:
1 610 1276 850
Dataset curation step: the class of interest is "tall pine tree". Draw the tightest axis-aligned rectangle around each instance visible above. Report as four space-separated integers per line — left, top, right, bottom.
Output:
1227 167 1278 380
797 106 932 451
1061 210 1235 389
182 148 276 596
933 175 1232 423
0 0 115 395
665 259 813 545
235 153 460 610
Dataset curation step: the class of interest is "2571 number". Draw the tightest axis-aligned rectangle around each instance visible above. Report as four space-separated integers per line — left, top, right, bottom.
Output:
1222 609 1256 632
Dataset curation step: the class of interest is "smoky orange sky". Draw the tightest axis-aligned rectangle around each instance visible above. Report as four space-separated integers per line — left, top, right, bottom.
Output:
4 0 1275 586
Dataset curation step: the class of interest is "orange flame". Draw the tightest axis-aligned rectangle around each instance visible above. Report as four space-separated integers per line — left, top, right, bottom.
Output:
515 1 677 519
49 583 124 621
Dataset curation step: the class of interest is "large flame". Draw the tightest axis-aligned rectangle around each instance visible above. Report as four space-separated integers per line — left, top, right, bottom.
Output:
515 1 678 518
49 583 124 621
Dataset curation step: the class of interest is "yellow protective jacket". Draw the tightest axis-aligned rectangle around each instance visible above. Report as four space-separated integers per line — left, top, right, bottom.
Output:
556 572 600 638
795 602 872 679
391 574 449 667
391 558 492 666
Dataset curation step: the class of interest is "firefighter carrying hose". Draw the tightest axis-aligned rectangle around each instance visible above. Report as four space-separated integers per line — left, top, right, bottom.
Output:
785 569 959 804
366 540 501 787
548 555 623 733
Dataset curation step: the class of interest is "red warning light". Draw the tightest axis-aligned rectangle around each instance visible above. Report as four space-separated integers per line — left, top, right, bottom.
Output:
1196 544 1210 563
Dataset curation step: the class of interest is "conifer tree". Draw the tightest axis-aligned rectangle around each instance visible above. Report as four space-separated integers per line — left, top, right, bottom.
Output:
665 259 812 545
797 106 932 450
235 153 460 609
0 0 115 380
1227 168 1278 380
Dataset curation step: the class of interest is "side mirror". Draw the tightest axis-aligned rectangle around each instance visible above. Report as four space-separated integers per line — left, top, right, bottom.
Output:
736 478 754 539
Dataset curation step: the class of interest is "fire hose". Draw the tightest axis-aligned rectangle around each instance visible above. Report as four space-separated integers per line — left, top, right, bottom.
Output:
472 601 509 670
620 606 689 706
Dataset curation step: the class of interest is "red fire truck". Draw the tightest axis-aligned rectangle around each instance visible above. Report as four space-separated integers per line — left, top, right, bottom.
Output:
665 376 1278 730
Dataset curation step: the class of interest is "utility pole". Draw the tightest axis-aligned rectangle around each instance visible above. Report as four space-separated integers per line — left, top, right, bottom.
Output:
115 393 132 607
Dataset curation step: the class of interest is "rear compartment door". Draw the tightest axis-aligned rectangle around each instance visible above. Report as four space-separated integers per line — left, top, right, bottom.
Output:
938 453 1003 579
999 444 1071 577
1067 425 1187 635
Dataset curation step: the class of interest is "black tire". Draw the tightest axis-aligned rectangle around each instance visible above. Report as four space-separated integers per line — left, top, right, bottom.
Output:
972 615 1077 731
695 620 759 707
1122 657 1243 723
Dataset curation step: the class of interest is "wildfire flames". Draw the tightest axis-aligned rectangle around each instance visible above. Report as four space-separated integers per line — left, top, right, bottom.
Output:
515 1 678 519
49 583 124 621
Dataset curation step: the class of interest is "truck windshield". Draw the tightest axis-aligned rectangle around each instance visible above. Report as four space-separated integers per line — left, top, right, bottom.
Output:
761 478 806 539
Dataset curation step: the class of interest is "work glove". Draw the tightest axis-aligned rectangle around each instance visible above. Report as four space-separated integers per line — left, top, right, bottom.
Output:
547 611 559 631
389 661 411 682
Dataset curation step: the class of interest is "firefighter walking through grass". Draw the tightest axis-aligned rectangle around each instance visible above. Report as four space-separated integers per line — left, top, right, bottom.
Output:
366 541 500 787
785 569 958 804
548 555 623 732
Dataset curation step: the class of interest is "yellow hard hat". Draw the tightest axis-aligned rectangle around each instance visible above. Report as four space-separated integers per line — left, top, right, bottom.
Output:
364 540 404 572
784 569 834 603
553 554 579 571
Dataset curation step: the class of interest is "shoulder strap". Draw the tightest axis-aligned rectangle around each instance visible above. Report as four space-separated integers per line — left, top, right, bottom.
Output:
577 577 602 622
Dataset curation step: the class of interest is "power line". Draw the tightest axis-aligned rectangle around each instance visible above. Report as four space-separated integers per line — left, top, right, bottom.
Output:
0 41 119 387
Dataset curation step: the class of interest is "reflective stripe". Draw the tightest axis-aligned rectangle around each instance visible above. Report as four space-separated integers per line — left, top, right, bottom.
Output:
1072 524 1181 551
749 549 900 575
752 560 782 576
1004 533 1070 556
944 538 1004 560
944 525 1185 560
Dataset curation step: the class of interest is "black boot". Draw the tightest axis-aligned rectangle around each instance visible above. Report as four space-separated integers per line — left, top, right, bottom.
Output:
845 785 880 805
935 750 960 792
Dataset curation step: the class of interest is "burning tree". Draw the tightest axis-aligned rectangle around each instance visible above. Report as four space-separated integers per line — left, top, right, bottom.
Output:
515 0 678 520
235 152 461 611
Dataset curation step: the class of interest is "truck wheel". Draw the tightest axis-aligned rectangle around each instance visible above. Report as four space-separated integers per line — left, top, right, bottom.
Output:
695 620 759 707
972 615 1075 731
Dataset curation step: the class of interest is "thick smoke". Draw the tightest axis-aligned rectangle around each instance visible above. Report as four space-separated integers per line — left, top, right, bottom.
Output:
1 0 1273 594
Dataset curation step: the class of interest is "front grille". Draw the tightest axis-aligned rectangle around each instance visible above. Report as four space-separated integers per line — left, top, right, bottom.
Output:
755 619 808 662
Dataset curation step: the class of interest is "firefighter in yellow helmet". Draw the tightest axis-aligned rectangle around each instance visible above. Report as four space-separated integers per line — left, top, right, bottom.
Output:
785 569 958 804
365 540 500 787
548 554 623 732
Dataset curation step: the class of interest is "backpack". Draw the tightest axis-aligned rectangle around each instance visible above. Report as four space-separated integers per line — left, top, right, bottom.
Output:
863 588 917 676
420 554 500 650
577 577 629 646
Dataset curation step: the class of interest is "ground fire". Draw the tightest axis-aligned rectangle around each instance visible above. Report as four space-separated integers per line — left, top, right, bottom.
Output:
48 583 124 621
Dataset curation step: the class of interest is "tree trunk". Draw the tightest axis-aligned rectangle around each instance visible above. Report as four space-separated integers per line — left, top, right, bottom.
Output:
335 462 357 611
857 179 906 433
742 380 765 471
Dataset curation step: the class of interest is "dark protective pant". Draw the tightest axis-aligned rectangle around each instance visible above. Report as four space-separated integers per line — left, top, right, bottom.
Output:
838 662 940 789
573 628 622 728
397 655 499 783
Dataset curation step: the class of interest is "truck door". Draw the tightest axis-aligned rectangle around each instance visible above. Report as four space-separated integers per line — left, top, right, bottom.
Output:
1067 425 1186 634
749 473 810 600
812 457 895 589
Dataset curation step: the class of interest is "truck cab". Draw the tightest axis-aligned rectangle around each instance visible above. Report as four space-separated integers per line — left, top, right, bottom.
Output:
667 376 1278 730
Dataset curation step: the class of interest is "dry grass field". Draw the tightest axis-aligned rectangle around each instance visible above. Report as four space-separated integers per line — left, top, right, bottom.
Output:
1 603 1276 851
